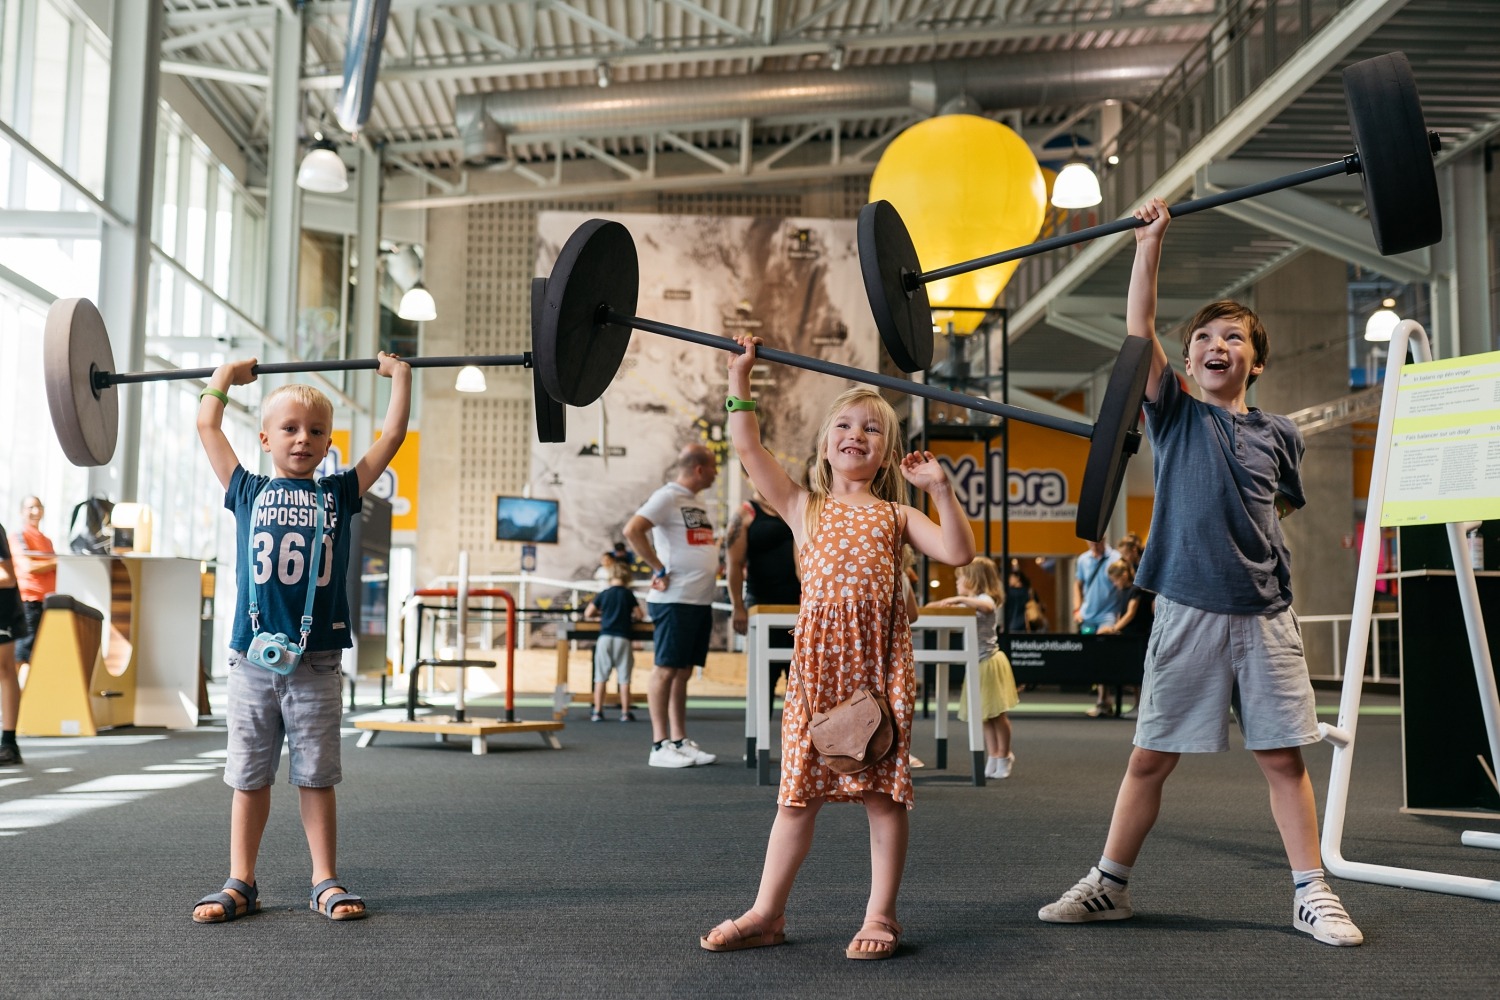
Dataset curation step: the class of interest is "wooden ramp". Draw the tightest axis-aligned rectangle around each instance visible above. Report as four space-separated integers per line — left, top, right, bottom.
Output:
354 715 563 755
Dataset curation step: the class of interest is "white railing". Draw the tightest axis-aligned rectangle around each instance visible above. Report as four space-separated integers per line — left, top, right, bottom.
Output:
1298 612 1401 683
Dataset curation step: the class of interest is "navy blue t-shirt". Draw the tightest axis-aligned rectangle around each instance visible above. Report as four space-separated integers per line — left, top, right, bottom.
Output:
591 585 640 638
1135 372 1304 614
226 466 362 652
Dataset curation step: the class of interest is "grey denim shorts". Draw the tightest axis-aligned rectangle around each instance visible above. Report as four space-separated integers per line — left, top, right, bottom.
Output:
1133 596 1320 753
592 634 634 684
224 648 345 790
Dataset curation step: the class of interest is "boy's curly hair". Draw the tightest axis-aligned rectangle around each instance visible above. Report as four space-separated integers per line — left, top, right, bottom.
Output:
1181 300 1269 387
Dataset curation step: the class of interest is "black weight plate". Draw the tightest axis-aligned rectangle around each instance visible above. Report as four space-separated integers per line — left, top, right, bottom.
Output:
45 297 118 467
858 200 934 373
530 277 567 443
536 219 639 407
1343 52 1442 256
1075 336 1151 541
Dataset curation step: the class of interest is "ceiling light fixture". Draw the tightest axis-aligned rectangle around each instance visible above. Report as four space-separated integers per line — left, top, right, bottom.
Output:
397 281 437 322
296 137 349 194
1364 296 1401 342
1051 157 1102 210
595 62 611 88
829 44 846 72
455 365 487 393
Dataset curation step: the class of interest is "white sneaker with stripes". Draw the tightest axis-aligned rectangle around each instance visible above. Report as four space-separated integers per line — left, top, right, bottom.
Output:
1038 867 1133 923
1293 880 1364 946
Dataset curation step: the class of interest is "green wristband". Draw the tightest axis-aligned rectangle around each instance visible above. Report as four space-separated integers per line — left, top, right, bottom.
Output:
199 387 230 406
725 395 757 412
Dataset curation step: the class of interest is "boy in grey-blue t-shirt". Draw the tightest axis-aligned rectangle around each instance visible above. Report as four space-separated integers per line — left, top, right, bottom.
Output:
1037 197 1363 948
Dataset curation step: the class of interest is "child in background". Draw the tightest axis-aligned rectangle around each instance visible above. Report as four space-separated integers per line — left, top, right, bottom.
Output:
193 353 410 923
701 336 975 960
933 557 1019 778
585 569 643 722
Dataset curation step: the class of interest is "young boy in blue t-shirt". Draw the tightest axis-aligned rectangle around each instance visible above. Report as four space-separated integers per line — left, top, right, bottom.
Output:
1038 198 1362 946
192 353 410 923
586 569 643 722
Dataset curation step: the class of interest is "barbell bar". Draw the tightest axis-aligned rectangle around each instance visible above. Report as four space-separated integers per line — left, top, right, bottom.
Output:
862 51 1445 373
533 218 1150 541
44 296 568 468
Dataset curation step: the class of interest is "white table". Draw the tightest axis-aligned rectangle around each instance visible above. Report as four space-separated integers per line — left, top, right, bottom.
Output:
745 605 985 786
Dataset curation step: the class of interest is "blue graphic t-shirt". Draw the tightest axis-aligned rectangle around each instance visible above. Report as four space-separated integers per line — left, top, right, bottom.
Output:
226 466 363 653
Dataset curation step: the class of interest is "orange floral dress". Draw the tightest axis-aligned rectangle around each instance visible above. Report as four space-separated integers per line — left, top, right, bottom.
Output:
779 498 915 809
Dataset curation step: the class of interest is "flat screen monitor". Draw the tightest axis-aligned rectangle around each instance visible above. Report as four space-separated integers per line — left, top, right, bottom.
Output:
495 495 560 544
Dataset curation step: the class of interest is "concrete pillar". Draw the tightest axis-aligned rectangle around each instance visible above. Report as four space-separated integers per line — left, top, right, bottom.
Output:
1252 251 1354 676
93 1 162 501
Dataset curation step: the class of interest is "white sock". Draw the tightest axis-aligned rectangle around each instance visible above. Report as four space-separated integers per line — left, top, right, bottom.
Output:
1097 857 1132 886
1293 867 1326 892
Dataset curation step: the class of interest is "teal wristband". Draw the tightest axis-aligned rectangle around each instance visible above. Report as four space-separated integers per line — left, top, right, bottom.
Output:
199 387 230 406
725 395 757 412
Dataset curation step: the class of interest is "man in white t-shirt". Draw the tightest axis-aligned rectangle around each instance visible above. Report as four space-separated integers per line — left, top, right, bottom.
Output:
624 443 721 768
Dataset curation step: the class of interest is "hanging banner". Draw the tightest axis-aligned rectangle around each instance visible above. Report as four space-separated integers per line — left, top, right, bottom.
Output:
927 422 1091 555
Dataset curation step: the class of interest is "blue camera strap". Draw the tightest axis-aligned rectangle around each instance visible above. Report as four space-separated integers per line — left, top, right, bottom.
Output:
246 479 326 668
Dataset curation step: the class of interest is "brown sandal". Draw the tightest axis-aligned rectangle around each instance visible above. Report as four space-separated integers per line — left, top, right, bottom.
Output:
845 916 902 960
699 912 786 952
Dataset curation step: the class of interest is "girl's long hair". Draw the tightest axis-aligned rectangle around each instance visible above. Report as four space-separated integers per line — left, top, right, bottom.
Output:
956 556 1004 604
802 387 904 540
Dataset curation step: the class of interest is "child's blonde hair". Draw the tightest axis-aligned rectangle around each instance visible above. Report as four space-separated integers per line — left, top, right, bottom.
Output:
261 383 333 426
608 570 631 587
803 387 904 539
956 556 1004 603
1107 559 1135 585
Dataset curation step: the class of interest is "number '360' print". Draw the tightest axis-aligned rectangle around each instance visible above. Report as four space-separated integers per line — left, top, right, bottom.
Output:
251 531 334 587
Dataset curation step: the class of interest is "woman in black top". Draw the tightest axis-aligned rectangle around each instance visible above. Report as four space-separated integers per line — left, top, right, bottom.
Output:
726 490 801 689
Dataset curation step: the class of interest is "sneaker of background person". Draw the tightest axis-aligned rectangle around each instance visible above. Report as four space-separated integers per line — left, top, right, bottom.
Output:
990 754 1014 779
619 711 636 722
590 711 605 723
649 742 694 768
675 738 717 766
1038 867 1133 923
0 744 23 767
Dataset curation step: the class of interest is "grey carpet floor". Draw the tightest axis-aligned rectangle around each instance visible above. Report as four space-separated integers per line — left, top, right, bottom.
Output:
1 692 1496 1000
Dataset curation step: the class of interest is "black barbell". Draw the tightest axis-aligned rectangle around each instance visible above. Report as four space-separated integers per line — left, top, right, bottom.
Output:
862 51 1444 372
43 296 567 468
530 217 1151 541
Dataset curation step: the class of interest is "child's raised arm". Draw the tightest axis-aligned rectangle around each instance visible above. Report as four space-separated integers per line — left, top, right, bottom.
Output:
898 451 975 567
196 358 258 490
1127 197 1173 402
726 336 804 531
353 353 413 495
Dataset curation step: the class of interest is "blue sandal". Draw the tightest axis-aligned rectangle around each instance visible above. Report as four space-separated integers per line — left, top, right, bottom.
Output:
310 877 367 921
193 878 260 923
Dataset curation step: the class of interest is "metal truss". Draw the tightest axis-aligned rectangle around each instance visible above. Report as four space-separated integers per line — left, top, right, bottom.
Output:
380 110 923 207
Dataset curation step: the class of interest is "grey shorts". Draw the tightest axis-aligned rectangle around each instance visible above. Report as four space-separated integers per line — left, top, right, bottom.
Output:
1133 596 1319 753
224 648 345 790
593 634 634 684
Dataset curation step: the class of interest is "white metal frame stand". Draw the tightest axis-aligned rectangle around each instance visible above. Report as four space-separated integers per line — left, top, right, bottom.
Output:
1320 320 1500 900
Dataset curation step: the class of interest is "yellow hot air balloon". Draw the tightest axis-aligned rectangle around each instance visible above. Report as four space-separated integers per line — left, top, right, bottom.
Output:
869 115 1047 334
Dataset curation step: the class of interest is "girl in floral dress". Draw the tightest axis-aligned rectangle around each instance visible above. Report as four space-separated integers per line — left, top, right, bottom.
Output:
701 336 975 960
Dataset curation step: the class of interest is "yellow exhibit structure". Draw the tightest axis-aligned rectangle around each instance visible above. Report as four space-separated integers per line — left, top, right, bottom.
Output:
17 591 135 737
868 115 1047 333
